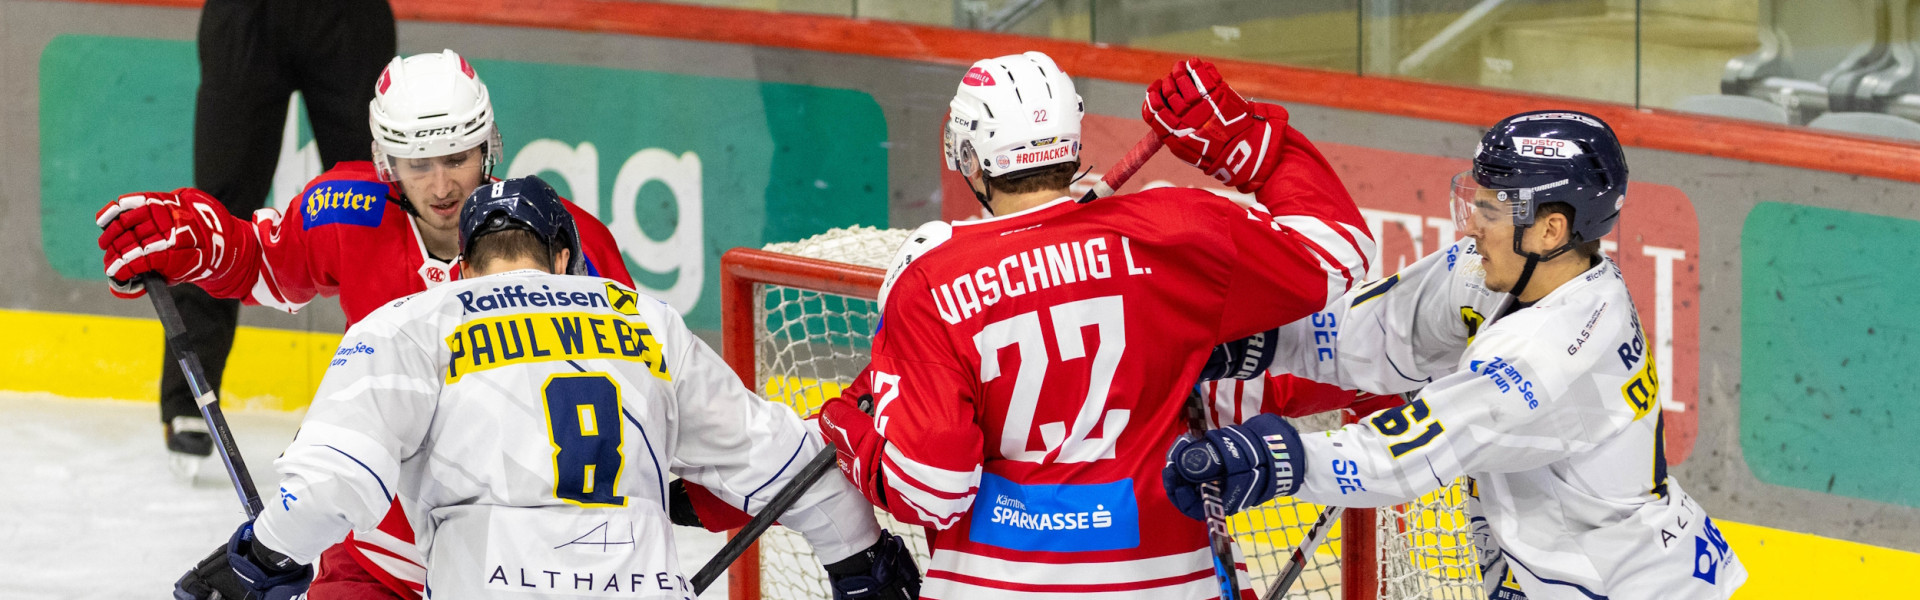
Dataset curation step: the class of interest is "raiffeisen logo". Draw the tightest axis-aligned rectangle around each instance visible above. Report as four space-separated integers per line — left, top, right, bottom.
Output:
459 284 609 314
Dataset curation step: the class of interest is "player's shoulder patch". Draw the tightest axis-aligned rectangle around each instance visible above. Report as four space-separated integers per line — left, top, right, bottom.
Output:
877 220 954 311
300 178 389 230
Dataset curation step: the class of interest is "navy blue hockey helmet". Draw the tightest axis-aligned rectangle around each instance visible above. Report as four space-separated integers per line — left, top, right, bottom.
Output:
1451 110 1628 256
458 175 586 275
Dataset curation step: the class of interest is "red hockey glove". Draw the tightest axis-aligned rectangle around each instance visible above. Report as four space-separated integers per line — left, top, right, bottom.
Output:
1183 102 1290 193
95 189 257 299
817 391 888 508
1143 59 1248 142
1141 59 1292 193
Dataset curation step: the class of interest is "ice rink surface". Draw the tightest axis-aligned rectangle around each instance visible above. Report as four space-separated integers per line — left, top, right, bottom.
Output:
0 392 729 599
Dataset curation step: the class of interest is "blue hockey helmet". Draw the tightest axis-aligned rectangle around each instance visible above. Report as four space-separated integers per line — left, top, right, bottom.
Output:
1451 110 1628 255
458 175 586 275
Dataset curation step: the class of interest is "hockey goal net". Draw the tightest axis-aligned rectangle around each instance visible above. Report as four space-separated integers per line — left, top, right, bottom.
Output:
718 227 1483 600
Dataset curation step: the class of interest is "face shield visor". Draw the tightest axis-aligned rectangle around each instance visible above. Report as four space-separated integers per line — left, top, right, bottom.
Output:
384 145 488 188
1450 170 1541 237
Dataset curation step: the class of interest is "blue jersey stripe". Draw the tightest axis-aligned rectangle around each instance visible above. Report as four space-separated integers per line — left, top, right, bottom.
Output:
320 444 391 501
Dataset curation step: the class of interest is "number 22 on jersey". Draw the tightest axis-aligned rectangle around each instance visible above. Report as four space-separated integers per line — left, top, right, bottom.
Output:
972 295 1130 464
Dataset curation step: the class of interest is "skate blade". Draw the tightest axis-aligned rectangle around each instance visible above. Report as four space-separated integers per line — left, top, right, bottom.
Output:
169 451 206 483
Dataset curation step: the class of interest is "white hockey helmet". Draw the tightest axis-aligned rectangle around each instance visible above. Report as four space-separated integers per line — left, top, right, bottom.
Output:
368 49 503 182
943 51 1083 179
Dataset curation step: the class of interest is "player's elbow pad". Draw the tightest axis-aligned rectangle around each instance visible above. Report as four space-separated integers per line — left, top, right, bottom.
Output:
1200 328 1279 381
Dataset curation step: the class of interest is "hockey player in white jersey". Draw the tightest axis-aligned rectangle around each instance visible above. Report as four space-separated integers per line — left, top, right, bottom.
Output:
174 176 920 600
1163 111 1745 599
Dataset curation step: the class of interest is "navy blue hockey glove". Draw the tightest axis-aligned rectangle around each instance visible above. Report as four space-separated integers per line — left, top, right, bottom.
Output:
824 530 922 600
1200 328 1279 381
1163 413 1308 521
174 520 311 600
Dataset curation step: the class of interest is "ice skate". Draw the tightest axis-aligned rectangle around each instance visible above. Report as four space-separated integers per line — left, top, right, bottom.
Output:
166 415 212 482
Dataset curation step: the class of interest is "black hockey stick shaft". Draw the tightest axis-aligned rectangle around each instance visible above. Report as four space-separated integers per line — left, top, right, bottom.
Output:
145 274 264 519
690 446 837 594
1266 504 1341 598
1182 385 1244 599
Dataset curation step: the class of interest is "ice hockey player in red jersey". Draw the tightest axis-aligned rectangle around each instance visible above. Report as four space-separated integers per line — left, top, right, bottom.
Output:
812 54 1375 599
96 51 638 600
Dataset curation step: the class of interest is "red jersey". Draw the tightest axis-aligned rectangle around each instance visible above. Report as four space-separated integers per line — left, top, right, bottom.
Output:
213 161 633 324
194 161 635 600
857 130 1372 599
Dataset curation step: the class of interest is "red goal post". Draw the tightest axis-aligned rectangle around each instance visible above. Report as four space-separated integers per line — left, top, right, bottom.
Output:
719 247 885 599
717 230 1476 600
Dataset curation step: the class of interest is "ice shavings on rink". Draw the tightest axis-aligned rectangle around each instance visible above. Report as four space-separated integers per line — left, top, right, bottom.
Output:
0 392 728 599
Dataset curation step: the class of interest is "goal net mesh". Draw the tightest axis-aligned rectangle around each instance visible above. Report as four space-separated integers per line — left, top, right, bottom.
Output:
730 227 1481 600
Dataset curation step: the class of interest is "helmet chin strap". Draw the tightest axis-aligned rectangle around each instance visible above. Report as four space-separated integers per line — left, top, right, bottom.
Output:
971 176 995 216
1507 225 1577 300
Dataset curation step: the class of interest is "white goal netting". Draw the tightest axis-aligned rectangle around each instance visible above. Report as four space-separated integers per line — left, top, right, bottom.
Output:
729 227 1481 600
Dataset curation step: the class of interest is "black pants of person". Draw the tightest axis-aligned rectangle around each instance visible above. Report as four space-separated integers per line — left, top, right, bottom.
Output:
161 0 395 428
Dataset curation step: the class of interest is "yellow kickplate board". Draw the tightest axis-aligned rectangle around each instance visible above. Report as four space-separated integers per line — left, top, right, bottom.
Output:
11 310 1920 597
0 308 338 411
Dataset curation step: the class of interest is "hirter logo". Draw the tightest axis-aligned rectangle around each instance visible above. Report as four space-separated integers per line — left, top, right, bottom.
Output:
458 56 476 79
963 67 996 86
377 68 391 94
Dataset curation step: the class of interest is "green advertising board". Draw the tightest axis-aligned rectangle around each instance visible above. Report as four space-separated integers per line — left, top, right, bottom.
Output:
1742 202 1920 508
39 34 889 330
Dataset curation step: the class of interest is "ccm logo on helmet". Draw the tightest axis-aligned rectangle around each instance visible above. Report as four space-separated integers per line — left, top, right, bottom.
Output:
1514 137 1583 159
414 126 458 138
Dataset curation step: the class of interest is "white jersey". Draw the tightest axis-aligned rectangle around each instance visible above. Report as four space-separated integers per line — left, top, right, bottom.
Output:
1269 239 1745 600
252 269 881 599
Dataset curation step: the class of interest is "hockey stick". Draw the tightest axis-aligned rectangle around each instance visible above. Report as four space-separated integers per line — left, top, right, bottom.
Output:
1078 134 1165 203
692 132 1167 594
689 445 836 594
144 273 264 519
1264 504 1341 598
1179 385 1245 599
1264 394 1413 597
